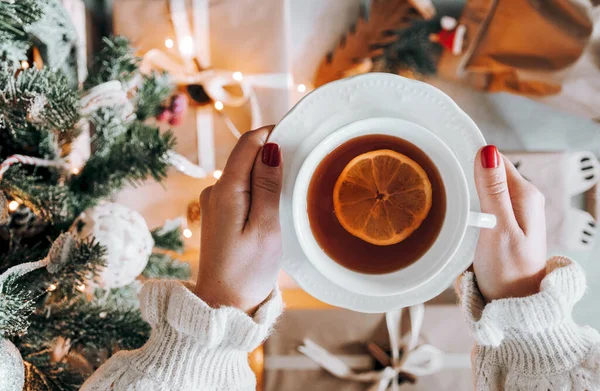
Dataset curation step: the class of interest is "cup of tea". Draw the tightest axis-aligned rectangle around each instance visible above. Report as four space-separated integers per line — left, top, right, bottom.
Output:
292 117 496 296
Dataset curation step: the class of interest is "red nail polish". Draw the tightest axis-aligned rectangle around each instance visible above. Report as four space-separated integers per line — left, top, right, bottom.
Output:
481 145 499 169
262 143 281 167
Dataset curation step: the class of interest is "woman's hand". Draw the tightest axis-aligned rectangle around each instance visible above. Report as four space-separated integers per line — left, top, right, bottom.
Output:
195 126 283 314
473 145 547 302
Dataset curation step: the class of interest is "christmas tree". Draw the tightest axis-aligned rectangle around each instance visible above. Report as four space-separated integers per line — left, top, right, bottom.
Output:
0 1 190 389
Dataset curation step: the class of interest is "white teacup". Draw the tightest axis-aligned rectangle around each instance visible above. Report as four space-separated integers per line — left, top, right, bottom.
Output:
292 117 496 296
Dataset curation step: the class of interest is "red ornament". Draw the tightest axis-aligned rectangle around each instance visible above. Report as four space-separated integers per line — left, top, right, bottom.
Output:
171 94 189 114
169 114 183 126
156 109 172 122
436 24 466 55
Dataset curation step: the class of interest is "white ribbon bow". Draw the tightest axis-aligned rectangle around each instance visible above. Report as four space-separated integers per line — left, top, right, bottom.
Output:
139 0 292 174
142 49 291 138
298 304 444 391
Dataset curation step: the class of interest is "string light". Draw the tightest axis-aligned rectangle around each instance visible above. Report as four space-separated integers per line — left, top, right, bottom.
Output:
213 170 223 179
214 100 224 111
297 84 307 93
179 35 195 57
165 38 174 49
71 167 80 175
21 60 29 69
8 200 19 212
99 312 107 319
232 71 243 81
183 228 192 238
76 284 86 292
48 283 57 292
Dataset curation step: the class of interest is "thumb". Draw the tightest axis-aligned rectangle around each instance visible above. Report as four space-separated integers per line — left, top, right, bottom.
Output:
474 145 517 226
247 142 283 232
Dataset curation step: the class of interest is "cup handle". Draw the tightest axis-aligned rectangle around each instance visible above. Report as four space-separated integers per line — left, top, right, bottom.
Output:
468 211 497 229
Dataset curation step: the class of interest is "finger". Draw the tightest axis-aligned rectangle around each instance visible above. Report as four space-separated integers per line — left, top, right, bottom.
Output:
215 126 275 229
474 145 518 229
502 155 545 234
219 126 275 192
200 186 213 210
502 155 531 193
246 143 283 233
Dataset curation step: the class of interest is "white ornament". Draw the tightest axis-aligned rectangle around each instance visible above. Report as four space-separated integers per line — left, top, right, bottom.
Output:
72 202 154 288
0 339 24 391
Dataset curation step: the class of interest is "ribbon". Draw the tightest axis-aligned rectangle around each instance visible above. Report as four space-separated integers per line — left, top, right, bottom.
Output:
142 0 293 173
78 75 208 179
79 80 135 122
0 154 67 182
298 305 445 391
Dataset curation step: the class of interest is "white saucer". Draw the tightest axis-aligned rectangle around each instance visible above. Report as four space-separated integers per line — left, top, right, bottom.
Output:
270 73 485 313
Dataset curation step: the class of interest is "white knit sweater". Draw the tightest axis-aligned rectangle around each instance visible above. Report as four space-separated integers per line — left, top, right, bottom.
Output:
457 256 600 390
82 257 599 391
80 281 283 391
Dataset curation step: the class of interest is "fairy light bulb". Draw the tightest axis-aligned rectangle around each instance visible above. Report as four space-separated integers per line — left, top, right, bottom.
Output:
213 170 223 179
48 283 57 292
77 284 86 292
8 200 19 212
21 60 29 69
214 101 224 111
165 38 174 49
179 35 194 57
232 71 243 81
71 167 80 175
183 228 192 238
297 84 307 93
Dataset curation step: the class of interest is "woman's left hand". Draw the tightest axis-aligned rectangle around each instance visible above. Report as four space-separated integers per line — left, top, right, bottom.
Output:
195 126 283 314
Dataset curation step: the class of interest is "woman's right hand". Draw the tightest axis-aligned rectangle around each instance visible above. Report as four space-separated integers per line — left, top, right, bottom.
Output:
472 145 547 302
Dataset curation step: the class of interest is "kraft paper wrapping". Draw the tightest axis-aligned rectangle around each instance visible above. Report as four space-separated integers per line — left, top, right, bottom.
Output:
264 306 473 391
113 0 293 169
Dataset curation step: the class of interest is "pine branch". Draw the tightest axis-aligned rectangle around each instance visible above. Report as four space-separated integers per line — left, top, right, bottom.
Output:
0 274 38 337
381 21 440 76
0 66 80 158
84 36 140 89
0 0 44 65
92 281 142 310
45 239 106 300
70 123 175 201
23 297 150 353
143 253 190 280
151 224 184 253
135 72 174 122
0 0 44 30
89 106 131 153
314 0 421 87
1 168 80 224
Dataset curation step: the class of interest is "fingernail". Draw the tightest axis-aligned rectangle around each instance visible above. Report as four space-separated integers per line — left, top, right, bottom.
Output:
262 143 281 167
481 145 499 169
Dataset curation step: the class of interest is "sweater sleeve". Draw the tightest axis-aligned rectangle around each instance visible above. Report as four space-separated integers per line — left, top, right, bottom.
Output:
456 256 600 391
80 280 283 391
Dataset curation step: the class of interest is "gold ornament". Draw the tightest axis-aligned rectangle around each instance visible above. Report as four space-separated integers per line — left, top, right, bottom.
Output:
187 200 201 223
0 193 8 225
22 361 56 391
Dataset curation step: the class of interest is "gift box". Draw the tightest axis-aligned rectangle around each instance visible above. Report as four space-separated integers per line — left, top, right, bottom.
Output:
263 302 473 391
505 151 600 253
113 0 294 173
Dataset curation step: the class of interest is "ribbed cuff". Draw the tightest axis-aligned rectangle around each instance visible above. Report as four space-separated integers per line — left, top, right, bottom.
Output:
458 257 598 374
129 280 283 389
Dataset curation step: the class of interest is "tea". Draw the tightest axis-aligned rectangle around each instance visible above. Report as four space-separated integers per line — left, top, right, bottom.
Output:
307 134 446 274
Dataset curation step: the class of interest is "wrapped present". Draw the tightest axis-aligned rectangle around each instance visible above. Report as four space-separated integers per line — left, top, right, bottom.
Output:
505 151 600 253
263 304 473 391
113 0 296 174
